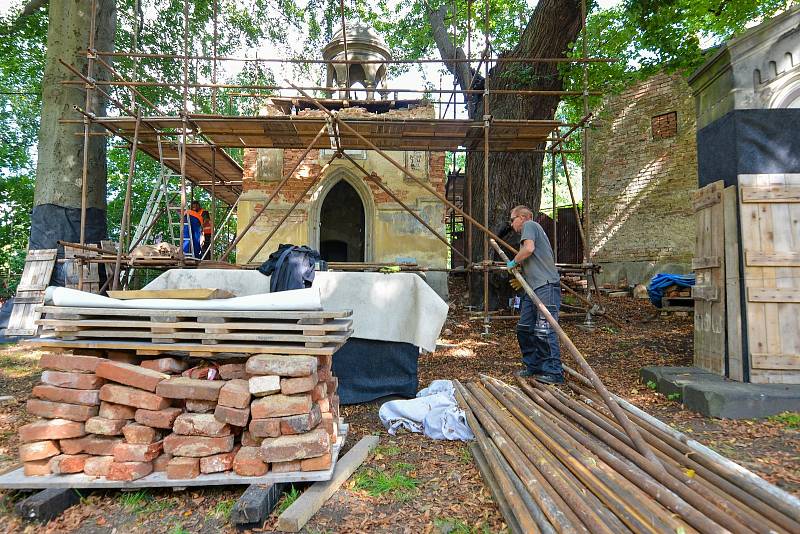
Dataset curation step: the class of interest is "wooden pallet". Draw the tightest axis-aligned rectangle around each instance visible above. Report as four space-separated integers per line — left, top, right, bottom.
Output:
0 424 347 490
36 306 353 348
6 249 57 337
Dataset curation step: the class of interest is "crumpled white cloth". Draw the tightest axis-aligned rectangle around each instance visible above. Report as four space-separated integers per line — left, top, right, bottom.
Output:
378 380 474 441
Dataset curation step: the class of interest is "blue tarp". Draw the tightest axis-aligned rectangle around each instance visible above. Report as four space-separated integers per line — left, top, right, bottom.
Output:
647 273 695 308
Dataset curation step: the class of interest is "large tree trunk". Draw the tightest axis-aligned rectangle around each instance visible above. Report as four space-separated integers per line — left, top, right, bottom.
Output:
430 0 581 308
30 0 115 284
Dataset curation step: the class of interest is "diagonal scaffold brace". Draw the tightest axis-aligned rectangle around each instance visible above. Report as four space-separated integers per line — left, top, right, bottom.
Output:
489 238 664 470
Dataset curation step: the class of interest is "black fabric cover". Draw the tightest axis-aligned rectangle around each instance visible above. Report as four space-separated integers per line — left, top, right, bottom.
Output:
697 109 800 188
332 338 419 404
257 244 320 293
29 204 107 287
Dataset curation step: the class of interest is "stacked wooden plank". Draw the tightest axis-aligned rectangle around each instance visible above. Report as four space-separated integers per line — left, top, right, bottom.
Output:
18 350 342 481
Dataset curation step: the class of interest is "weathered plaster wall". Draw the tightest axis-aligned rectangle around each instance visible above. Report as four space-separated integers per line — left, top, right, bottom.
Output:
236 104 449 298
587 72 697 286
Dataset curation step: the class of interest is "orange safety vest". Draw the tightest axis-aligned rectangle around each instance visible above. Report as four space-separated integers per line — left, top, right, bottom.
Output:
186 209 204 224
202 218 212 235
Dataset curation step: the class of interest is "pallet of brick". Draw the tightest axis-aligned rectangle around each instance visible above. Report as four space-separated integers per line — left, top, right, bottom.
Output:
4 344 346 487
36 306 352 348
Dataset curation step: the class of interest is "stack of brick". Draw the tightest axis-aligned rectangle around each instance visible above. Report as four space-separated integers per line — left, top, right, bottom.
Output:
240 354 339 475
19 352 341 480
19 353 104 476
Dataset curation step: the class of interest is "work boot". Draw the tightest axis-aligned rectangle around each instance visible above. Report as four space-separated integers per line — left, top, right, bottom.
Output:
515 369 537 378
533 374 565 385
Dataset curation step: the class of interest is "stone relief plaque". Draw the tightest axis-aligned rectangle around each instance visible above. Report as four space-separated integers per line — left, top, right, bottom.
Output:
404 151 428 181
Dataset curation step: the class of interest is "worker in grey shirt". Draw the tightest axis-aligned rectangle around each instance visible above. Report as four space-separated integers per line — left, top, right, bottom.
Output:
506 205 563 383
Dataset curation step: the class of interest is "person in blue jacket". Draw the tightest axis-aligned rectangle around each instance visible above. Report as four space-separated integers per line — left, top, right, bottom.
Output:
182 201 204 258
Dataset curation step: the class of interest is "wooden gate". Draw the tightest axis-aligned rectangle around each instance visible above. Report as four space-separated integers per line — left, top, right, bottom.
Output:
739 174 800 384
5 249 57 337
692 181 727 375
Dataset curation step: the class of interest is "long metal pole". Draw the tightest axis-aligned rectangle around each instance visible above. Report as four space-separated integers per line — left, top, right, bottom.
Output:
244 154 341 264
219 125 327 260
581 0 591 263
286 81 520 256
112 113 141 290
558 149 587 254
341 153 470 265
483 0 491 322
489 238 664 469
552 148 557 262
339 0 350 99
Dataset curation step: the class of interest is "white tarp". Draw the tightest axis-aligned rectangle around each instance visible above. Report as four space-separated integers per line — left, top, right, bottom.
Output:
144 270 448 351
44 286 321 311
378 380 474 441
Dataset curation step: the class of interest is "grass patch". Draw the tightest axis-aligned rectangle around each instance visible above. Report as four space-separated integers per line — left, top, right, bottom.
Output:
118 490 151 513
434 517 493 534
374 444 402 457
213 498 235 521
276 485 301 515
353 462 418 501
768 411 800 428
667 392 681 402
170 524 190 534
0 353 41 379
142 497 173 515
459 446 473 464
646 380 657 391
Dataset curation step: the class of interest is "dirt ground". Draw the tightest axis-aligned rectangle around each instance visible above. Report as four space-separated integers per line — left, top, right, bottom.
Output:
0 279 798 533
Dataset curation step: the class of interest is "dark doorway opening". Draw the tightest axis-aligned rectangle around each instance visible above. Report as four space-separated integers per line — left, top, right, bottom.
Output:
319 180 365 262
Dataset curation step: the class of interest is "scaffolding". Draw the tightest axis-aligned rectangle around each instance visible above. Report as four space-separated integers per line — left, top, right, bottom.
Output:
64 0 613 328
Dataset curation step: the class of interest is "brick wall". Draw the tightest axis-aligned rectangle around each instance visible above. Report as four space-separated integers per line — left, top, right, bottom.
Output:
587 71 697 285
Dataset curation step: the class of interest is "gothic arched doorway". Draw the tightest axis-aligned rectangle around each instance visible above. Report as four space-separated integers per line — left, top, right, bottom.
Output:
319 180 365 262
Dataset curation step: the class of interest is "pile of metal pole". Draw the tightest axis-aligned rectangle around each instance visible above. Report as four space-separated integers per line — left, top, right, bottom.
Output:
455 375 800 534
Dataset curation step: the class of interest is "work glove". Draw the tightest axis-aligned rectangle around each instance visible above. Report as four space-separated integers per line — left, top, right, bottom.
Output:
509 277 523 291
506 260 518 270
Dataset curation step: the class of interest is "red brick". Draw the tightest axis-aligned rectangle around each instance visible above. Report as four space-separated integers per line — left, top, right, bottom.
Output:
48 454 88 474
27 399 98 422
107 461 152 481
331 395 339 418
122 423 162 444
99 384 170 410
19 440 60 462
39 353 102 373
134 407 182 429
166 457 200 479
260 428 330 463
251 394 311 419
99 401 137 420
214 404 249 427
156 377 225 401
316 354 332 368
113 441 163 462
218 363 247 380
185 399 216 413
41 370 104 390
248 418 281 438
60 435 123 456
321 412 337 438
280 372 318 395
85 416 129 436
32 385 100 406
246 354 317 377
23 460 51 476
271 460 301 473
318 397 331 413
240 431 263 447
96 361 168 392
152 453 173 472
163 434 235 457
317 367 332 382
19 419 85 442
301 452 332 472
200 449 238 474
173 413 231 437
233 447 267 476
140 358 188 374
218 379 250 409
106 351 140 365
83 455 114 476
248 375 280 397
280 405 321 435
311 382 327 402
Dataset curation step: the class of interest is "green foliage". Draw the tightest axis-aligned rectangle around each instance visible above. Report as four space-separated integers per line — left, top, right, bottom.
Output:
434 518 494 534
667 392 682 402
118 489 151 512
276 484 302 514
768 411 800 428
353 462 419 500
646 380 658 391
212 498 236 521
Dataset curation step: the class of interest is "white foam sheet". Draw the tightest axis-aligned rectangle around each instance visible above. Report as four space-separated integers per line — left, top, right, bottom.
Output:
144 270 448 351
44 286 321 311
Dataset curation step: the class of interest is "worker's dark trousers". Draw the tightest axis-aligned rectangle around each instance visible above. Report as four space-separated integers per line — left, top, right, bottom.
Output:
517 283 562 377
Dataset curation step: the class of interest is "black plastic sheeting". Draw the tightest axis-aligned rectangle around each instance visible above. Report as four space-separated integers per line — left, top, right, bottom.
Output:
332 338 419 404
29 204 107 287
697 109 800 188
